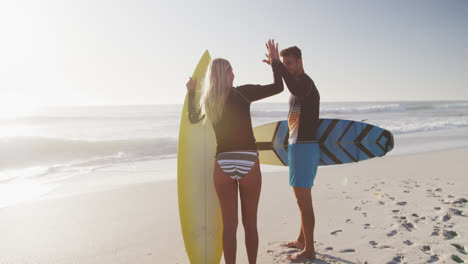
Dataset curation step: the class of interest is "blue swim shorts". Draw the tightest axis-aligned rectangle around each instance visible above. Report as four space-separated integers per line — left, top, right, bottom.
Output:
288 143 320 188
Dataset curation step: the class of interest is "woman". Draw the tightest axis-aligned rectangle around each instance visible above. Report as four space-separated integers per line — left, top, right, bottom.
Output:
185 40 282 264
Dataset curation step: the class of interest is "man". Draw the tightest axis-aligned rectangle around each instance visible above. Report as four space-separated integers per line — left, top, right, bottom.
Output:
264 40 320 261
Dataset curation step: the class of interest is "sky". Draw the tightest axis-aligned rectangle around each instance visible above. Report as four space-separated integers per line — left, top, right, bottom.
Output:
0 0 467 109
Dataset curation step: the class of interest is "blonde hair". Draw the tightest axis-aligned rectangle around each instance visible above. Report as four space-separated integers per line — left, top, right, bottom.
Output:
200 58 232 124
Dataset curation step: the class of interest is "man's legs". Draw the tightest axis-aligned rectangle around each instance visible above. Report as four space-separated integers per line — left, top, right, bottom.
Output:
287 187 316 261
285 143 319 261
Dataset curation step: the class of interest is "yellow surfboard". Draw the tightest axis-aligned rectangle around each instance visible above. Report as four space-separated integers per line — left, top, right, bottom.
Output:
177 50 223 264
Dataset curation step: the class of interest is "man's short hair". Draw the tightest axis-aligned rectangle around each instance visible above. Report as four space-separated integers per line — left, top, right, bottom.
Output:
280 46 302 60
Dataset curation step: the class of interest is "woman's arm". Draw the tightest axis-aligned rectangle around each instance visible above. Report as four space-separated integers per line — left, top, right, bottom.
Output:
235 39 284 102
235 61 284 102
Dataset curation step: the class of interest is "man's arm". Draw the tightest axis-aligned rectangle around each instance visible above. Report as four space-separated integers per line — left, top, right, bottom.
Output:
274 60 313 97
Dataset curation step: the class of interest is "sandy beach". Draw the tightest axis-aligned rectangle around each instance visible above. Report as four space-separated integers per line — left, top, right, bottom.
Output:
1 148 467 264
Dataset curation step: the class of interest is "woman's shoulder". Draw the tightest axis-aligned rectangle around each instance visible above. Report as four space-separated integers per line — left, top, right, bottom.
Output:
231 86 252 103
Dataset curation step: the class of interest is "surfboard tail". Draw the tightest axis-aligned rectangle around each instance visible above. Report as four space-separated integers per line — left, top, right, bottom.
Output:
382 129 394 153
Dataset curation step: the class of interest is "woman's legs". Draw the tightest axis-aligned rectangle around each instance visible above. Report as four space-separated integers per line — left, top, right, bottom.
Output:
238 160 262 264
214 161 239 264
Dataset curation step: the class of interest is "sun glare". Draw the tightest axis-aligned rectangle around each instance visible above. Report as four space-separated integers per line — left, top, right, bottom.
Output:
0 100 40 119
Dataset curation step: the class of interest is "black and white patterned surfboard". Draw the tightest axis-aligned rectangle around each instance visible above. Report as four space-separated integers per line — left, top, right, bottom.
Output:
253 119 394 166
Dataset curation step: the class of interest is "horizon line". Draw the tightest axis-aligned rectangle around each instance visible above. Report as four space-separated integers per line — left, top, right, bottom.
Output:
26 99 468 108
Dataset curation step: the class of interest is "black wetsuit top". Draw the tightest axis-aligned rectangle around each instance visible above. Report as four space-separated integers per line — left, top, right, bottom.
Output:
188 61 284 153
276 62 320 144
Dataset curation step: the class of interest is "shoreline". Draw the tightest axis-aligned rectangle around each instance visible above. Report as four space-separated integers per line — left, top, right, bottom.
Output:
1 125 468 209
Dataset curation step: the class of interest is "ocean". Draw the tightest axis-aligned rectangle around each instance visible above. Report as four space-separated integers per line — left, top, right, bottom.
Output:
1 101 468 207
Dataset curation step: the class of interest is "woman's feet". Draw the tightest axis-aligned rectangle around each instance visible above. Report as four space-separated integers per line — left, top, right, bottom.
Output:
287 250 316 262
283 240 305 250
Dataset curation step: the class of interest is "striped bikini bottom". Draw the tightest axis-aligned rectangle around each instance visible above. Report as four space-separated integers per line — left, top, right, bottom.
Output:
215 151 259 180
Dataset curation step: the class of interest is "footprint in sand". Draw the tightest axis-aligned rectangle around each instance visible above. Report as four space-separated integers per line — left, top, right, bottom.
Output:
426 189 441 198
403 240 413 246
422 245 432 253
452 198 468 206
387 230 398 237
378 201 386 205
369 241 378 247
444 230 458 239
325 246 333 251
415 218 424 224
451 244 468 255
392 209 400 214
364 223 372 229
346 219 353 224
440 198 449 204
443 211 452 222
450 208 465 216
427 255 440 263
379 245 392 249
431 226 441 236
402 221 414 232
340 249 356 253
389 255 405 263
396 201 407 206
331 230 343 236
451 255 464 263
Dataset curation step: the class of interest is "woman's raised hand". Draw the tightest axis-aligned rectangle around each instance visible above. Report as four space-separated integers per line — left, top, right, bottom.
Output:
186 77 197 93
